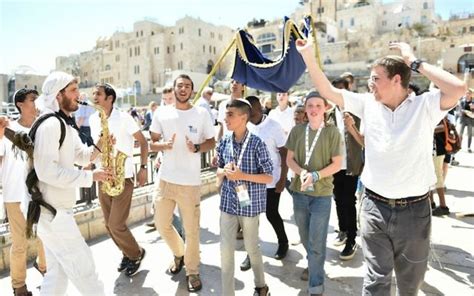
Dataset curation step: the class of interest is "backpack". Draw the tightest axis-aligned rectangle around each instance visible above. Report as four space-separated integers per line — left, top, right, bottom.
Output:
25 112 66 237
443 118 461 155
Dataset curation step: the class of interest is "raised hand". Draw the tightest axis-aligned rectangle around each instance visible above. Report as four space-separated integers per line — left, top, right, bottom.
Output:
163 133 176 150
185 135 195 153
388 41 416 65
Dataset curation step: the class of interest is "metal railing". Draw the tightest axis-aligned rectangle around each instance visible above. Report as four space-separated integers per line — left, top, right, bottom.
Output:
76 150 216 205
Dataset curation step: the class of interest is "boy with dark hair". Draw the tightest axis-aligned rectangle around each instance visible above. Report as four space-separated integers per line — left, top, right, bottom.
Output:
1 88 46 296
216 99 273 296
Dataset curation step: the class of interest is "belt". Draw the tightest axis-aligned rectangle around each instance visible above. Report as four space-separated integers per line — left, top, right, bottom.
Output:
365 189 429 207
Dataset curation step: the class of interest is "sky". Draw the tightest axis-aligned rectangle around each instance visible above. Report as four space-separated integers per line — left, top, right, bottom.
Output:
1 0 473 75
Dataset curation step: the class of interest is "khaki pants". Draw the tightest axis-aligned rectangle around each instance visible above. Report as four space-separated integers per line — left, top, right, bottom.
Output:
432 155 445 189
154 179 201 275
5 202 46 289
98 178 141 259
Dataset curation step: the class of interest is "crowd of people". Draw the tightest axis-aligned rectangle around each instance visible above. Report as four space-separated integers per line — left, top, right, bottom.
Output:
0 39 469 296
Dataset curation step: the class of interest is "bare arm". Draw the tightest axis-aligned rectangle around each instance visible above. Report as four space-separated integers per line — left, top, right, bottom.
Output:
389 42 466 110
296 38 345 108
149 132 175 152
286 149 305 176
275 147 288 193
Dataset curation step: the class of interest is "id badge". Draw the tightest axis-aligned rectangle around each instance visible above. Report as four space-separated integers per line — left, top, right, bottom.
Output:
236 184 250 207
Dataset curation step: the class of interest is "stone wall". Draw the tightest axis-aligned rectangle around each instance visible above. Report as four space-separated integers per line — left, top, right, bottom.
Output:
0 170 217 273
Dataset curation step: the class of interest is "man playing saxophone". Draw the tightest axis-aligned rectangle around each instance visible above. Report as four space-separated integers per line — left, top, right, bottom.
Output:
89 83 149 277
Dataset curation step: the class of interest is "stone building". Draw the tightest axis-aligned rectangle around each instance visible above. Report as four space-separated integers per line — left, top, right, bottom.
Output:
56 17 235 97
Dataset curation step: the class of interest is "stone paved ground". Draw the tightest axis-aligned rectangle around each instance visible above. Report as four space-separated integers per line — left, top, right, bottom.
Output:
1 150 473 296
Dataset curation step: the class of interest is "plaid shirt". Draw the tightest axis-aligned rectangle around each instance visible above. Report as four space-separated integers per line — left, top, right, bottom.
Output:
217 132 273 217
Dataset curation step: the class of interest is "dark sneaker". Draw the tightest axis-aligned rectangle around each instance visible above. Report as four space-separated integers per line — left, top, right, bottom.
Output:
432 206 450 216
333 231 347 246
468 148 472 153
253 285 269 296
125 248 146 277
300 267 308 281
340 241 357 261
145 221 155 228
117 256 130 272
240 254 251 271
431 202 436 210
274 243 289 260
13 285 32 296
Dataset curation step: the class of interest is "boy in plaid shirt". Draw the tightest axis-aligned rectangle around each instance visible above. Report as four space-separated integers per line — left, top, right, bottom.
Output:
216 99 273 296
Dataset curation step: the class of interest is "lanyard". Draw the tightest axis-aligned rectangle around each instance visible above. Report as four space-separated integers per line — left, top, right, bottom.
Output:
305 122 324 166
230 130 251 169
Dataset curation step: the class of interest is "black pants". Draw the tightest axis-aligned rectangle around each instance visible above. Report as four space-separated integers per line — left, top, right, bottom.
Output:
333 170 358 242
266 188 288 245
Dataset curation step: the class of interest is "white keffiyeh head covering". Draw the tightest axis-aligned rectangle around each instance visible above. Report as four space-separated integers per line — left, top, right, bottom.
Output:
36 71 75 113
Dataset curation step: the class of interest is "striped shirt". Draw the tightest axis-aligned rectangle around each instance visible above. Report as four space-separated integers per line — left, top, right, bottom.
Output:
217 132 273 217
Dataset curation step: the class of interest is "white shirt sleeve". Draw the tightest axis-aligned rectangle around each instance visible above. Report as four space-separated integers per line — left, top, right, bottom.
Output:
217 100 227 124
342 90 368 119
73 130 94 167
124 111 140 136
273 121 287 148
150 109 163 135
34 118 92 189
200 108 216 141
422 89 449 128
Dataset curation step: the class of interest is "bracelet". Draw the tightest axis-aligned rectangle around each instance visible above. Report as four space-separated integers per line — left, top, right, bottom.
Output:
311 171 320 183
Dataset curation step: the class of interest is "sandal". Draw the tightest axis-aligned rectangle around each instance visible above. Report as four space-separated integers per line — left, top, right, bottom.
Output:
168 255 184 274
187 274 203 292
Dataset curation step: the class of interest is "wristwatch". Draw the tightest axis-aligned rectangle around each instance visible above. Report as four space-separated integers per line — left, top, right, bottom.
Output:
140 164 148 170
410 59 423 73
194 144 201 153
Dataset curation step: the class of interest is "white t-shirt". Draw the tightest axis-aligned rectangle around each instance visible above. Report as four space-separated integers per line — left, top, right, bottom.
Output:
150 105 214 186
247 116 286 188
268 106 295 138
342 89 448 198
90 107 140 178
1 121 30 211
334 108 347 170
34 116 93 210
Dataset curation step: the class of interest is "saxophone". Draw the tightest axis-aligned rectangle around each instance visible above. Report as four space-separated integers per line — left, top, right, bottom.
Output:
79 101 127 196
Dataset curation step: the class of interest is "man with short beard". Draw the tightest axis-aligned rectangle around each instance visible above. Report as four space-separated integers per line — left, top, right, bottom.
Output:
149 74 215 292
32 71 111 295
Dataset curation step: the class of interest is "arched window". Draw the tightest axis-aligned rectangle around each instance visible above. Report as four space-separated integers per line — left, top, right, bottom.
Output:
458 53 474 73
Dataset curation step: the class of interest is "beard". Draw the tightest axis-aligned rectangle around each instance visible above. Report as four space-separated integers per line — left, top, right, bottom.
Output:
176 94 191 104
60 93 79 113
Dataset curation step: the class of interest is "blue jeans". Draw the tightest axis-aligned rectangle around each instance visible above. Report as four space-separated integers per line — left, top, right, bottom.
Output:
292 192 332 295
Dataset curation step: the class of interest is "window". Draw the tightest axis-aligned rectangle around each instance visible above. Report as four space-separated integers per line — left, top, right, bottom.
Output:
340 20 343 28
34 85 37 90
137 46 140 56
105 65 111 71
136 32 139 37
167 46 170 54
151 31 154 36
470 26 474 32
154 47 160 55
210 32 215 38
259 44 275 54
209 45 212 53
115 55 120 62
198 28 201 36
140 30 143 36
462 27 467 34
382 20 387 26
134 65 140 74
178 61 183 70
180 43 183 50
203 45 206 53
317 7 324 14
213 46 216 54
129 48 132 57
350 18 355 27
423 2 428 9
256 33 276 43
